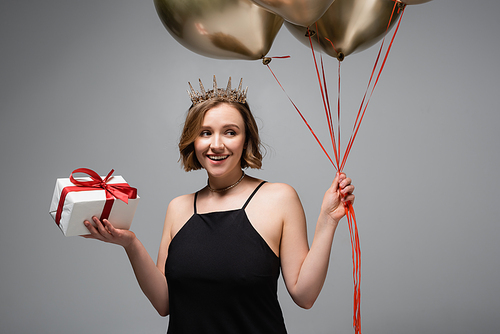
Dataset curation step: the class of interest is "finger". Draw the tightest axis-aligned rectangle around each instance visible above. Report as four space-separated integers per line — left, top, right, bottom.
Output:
102 219 116 236
84 219 97 233
330 172 341 192
338 172 346 182
342 191 355 203
339 176 351 189
341 184 355 195
92 216 112 239
342 197 354 206
84 219 105 240
97 218 116 240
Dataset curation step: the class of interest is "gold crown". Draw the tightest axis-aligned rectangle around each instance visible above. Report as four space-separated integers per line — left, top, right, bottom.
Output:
187 76 248 106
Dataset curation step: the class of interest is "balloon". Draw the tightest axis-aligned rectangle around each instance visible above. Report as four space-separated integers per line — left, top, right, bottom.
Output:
154 0 284 60
250 0 335 27
286 0 404 60
400 0 432 4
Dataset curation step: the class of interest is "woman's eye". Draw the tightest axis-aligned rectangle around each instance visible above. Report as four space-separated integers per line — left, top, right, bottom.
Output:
226 130 236 136
200 130 211 136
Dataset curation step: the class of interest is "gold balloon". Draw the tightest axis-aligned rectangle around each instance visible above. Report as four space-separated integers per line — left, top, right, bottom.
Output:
286 0 404 60
250 0 335 27
154 0 284 60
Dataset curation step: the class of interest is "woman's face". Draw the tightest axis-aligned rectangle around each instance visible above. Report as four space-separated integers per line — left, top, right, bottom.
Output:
194 103 246 178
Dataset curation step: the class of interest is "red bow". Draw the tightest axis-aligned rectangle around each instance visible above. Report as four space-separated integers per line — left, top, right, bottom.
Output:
69 168 137 204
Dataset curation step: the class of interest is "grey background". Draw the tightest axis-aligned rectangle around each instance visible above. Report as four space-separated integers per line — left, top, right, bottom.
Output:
1 0 499 333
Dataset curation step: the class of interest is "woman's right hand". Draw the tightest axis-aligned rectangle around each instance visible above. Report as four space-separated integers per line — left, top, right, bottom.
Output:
320 172 355 224
83 216 136 249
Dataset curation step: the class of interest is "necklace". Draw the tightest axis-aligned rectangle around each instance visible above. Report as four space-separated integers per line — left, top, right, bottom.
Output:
207 171 245 193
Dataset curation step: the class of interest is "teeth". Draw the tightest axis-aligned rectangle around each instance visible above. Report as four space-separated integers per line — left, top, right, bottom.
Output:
209 155 229 161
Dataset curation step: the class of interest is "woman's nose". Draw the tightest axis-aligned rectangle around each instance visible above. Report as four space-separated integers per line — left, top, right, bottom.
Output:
210 136 224 150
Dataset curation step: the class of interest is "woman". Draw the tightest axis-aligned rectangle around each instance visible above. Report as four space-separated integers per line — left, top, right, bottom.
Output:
84 77 355 333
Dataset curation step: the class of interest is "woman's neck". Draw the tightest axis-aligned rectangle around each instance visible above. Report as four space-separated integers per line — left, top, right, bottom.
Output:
207 170 245 193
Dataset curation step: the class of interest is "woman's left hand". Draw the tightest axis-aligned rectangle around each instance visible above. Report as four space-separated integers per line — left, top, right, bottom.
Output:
320 172 355 224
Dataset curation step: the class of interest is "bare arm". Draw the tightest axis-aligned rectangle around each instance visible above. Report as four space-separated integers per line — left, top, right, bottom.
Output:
280 172 354 309
83 215 171 316
125 235 170 316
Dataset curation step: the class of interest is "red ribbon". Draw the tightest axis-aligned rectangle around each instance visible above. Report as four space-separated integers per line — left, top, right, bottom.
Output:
55 168 138 226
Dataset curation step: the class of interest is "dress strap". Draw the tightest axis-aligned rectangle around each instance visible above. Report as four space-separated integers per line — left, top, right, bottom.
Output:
242 181 267 210
193 192 199 214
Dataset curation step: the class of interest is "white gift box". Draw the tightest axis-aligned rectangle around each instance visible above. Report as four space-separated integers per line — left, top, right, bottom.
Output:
49 175 140 236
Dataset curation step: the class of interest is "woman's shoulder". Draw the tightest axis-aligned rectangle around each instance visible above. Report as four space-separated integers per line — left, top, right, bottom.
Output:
164 192 197 237
245 178 304 227
167 192 195 214
261 180 298 195
165 192 197 225
253 179 300 204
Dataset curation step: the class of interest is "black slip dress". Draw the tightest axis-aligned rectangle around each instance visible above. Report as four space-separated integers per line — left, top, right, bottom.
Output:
165 181 287 334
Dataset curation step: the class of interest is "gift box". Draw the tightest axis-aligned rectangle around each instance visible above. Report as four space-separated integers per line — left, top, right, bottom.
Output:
49 168 140 236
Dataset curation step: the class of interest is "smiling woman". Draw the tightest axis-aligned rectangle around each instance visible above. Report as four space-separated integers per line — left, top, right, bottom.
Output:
82 76 355 334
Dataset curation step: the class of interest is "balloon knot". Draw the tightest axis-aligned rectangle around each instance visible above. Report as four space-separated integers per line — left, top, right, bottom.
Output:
396 1 406 12
305 29 316 38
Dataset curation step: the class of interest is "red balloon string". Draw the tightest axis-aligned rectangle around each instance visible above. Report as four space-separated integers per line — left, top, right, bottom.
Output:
341 3 405 171
337 61 341 164
306 28 340 169
264 4 405 333
266 64 337 168
346 202 361 333
268 56 291 60
309 30 339 165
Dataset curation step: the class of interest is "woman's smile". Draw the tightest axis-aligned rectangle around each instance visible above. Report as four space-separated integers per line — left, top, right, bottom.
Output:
207 154 230 161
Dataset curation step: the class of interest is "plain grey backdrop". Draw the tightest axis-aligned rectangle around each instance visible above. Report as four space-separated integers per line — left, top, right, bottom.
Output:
1 0 499 333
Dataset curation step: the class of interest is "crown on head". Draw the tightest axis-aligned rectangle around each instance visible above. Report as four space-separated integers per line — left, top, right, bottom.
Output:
187 76 248 106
